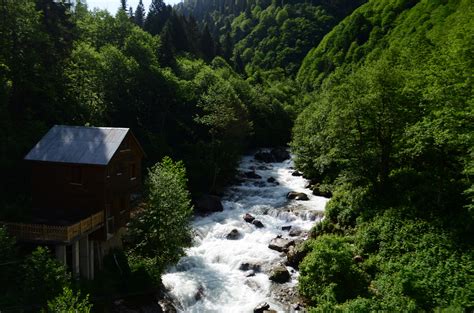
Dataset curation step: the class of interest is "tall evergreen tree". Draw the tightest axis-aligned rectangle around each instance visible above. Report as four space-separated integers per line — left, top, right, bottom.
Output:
135 0 145 27
120 0 127 11
159 21 176 67
145 0 169 35
200 24 215 62
222 32 232 61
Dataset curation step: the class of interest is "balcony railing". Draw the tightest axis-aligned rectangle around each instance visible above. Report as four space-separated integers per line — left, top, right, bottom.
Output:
2 211 104 243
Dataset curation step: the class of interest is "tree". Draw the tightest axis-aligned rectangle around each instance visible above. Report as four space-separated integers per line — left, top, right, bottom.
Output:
127 157 193 272
22 247 70 306
135 0 145 27
46 287 92 313
145 0 169 35
200 24 215 62
222 32 233 61
120 0 127 12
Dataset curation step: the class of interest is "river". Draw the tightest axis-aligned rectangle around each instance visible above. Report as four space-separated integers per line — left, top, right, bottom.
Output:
161 152 329 312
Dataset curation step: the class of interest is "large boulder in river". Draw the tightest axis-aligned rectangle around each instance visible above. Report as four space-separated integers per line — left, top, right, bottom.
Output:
254 302 270 313
286 244 308 269
291 171 303 177
270 147 290 162
193 195 223 213
268 237 295 252
226 229 241 240
267 177 276 183
239 262 261 272
287 192 309 201
269 265 290 283
243 213 255 223
252 219 264 228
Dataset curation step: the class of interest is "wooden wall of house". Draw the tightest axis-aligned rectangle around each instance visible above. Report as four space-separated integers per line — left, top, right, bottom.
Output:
30 132 143 241
31 162 106 219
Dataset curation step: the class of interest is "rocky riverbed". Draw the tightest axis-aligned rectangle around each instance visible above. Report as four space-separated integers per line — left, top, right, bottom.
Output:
161 149 329 312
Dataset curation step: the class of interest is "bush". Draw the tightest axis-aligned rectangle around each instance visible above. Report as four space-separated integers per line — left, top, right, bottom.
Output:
299 235 369 305
46 287 92 313
21 247 71 306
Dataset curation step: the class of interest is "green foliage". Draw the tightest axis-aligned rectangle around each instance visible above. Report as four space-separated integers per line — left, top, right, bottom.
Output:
296 0 473 311
46 287 92 313
127 157 193 272
299 235 369 305
22 247 71 306
177 0 365 75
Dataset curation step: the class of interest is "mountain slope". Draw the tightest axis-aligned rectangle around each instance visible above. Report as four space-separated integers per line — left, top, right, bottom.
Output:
297 0 473 88
176 0 366 74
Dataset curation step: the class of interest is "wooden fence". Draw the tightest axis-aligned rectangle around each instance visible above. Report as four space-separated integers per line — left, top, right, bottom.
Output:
2 211 104 243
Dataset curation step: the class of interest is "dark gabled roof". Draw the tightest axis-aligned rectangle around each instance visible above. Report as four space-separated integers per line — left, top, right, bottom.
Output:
24 125 131 165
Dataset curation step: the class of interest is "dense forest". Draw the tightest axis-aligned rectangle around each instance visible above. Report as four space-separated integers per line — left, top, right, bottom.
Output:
0 0 472 311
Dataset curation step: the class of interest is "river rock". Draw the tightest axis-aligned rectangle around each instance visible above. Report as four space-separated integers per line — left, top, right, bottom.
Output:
286 244 307 269
239 262 261 272
245 171 262 179
268 237 295 252
194 286 205 301
270 147 290 162
254 302 270 313
287 192 309 201
291 171 303 177
282 225 291 231
243 213 255 223
254 151 274 163
252 219 264 228
269 265 290 283
264 310 278 313
158 299 176 313
267 177 276 183
193 195 223 213
226 229 241 240
289 228 302 237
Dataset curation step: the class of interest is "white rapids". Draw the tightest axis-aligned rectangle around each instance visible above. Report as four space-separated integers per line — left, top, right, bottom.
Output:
162 153 329 312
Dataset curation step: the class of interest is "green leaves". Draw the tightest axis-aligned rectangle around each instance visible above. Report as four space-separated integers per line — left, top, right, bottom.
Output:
46 287 92 313
127 157 193 273
21 247 71 307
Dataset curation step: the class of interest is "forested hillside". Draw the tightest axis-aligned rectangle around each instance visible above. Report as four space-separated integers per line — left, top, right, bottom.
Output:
292 0 473 310
0 0 472 310
176 0 366 74
0 0 296 219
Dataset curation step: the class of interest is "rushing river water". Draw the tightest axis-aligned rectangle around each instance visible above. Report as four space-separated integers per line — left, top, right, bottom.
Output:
162 152 329 312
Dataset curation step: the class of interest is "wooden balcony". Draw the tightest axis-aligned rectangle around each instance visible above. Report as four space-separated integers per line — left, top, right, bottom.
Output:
2 211 104 243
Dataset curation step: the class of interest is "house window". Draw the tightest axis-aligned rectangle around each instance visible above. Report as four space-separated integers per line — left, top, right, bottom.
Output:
130 163 137 180
70 167 82 185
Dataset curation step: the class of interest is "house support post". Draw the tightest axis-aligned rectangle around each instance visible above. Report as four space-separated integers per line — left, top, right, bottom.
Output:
72 240 80 278
89 240 95 280
79 235 90 279
55 244 67 265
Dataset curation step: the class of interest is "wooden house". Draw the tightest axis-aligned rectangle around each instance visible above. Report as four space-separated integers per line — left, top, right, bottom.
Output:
4 125 144 279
